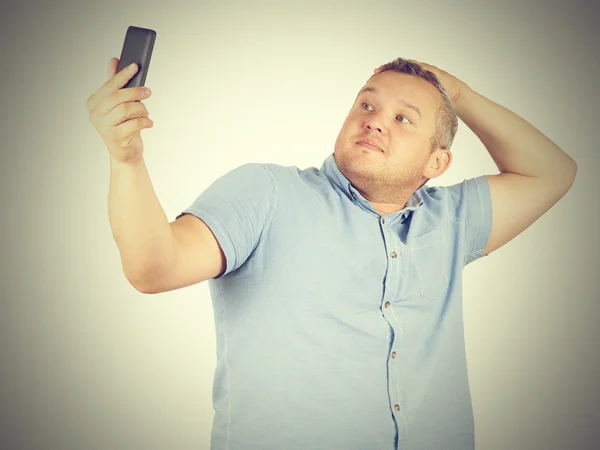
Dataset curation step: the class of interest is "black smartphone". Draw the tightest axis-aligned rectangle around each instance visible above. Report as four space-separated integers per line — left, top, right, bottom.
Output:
116 26 156 89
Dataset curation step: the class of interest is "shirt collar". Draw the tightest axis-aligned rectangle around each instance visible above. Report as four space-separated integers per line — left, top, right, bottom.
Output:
320 152 425 220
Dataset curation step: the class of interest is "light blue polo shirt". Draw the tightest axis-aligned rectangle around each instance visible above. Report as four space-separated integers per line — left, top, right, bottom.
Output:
177 152 493 450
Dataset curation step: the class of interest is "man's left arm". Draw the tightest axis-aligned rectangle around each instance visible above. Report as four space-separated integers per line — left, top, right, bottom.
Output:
407 60 578 256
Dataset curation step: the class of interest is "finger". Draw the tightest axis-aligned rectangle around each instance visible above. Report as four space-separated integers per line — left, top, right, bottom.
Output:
107 57 119 80
88 62 139 112
110 61 138 89
114 116 154 141
94 85 151 118
104 100 150 128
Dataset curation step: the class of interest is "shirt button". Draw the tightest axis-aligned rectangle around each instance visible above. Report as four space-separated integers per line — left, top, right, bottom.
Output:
384 301 390 309
394 404 400 412
381 217 386 224
351 192 358 199
390 251 397 258
391 351 396 358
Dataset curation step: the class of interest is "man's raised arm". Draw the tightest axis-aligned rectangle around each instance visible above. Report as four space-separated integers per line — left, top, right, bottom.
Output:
402 60 577 255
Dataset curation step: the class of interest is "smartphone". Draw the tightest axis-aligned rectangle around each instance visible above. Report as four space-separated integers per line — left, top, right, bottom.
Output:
116 26 156 89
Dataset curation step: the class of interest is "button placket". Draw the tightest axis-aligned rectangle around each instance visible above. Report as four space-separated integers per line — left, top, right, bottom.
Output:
379 214 406 428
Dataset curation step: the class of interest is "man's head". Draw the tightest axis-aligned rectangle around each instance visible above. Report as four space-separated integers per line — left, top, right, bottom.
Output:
333 57 458 206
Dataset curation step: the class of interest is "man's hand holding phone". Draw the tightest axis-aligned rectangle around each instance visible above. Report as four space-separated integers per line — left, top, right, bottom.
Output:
86 58 153 165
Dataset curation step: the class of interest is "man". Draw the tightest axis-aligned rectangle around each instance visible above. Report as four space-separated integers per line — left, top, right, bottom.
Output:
87 57 577 450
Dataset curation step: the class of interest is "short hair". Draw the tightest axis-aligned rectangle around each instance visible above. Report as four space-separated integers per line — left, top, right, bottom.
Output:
365 57 458 152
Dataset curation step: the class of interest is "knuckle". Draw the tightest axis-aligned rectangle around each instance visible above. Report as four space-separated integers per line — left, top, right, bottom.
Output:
109 76 120 89
133 87 144 101
123 86 135 99
108 89 120 107
129 102 148 119
118 102 131 121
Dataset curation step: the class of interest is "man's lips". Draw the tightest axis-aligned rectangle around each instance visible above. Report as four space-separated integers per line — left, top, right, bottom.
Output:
357 140 384 152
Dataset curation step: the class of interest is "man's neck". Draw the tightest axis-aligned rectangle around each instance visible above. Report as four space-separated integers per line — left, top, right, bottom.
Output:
369 200 410 216
350 177 427 217
358 184 421 216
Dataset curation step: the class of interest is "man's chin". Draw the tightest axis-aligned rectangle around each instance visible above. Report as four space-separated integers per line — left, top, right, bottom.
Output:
337 156 381 181
341 151 382 167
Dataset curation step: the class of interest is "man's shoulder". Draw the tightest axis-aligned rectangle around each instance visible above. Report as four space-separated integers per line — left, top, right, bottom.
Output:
254 160 330 188
420 176 482 197
210 160 311 187
414 176 491 226
258 160 323 175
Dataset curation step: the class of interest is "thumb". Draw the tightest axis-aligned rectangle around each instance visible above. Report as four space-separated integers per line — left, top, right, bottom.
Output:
107 57 119 80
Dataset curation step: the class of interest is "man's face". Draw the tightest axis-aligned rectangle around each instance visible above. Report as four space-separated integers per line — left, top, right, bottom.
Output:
334 71 446 201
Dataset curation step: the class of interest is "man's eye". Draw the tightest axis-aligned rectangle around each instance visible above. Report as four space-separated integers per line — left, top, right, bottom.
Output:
362 103 410 124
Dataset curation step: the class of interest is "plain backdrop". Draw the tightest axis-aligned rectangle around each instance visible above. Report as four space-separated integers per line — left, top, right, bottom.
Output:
1 0 598 449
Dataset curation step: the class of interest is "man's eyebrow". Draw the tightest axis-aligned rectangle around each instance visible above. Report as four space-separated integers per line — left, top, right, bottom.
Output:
359 86 422 119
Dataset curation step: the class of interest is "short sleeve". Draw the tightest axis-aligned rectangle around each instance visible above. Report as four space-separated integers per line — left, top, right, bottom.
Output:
175 163 278 278
446 175 493 266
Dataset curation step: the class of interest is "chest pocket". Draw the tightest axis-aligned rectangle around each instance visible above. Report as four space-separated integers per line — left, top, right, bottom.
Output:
409 228 449 300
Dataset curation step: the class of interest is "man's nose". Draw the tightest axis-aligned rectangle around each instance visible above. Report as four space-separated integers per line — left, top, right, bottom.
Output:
364 114 384 133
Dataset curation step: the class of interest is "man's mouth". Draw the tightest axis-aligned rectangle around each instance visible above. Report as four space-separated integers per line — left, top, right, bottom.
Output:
356 140 383 152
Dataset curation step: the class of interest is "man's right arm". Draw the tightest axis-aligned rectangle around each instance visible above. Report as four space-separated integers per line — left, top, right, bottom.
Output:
108 157 225 294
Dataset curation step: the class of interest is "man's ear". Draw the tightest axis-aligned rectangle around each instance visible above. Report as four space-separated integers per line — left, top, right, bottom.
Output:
424 148 452 179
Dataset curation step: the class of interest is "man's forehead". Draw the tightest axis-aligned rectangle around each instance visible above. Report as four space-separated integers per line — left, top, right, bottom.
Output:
357 74 439 113
358 85 425 119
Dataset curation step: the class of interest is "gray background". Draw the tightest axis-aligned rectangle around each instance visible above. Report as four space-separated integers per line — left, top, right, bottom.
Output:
1 0 598 449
